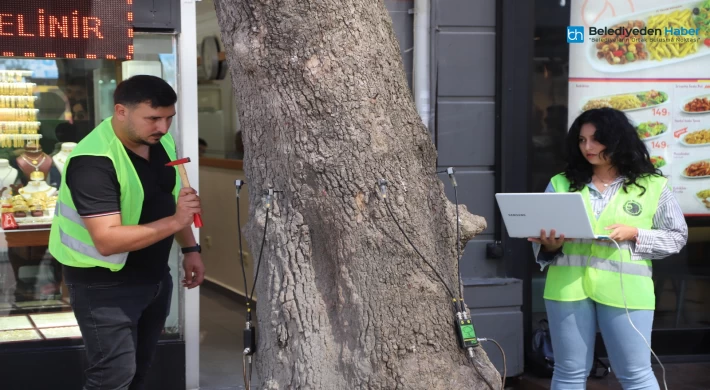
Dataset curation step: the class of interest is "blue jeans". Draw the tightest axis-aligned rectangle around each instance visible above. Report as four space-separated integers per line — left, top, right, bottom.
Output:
68 272 173 390
545 298 659 390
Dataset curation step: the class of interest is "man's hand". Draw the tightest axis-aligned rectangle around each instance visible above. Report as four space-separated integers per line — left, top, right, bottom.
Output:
182 253 205 289
175 187 201 228
605 224 639 242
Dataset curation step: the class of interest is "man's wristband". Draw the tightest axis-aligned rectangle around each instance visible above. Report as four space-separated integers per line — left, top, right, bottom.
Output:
181 244 201 254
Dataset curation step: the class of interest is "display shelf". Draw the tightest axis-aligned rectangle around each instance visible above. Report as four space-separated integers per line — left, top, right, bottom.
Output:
13 300 65 309
0 134 42 138
0 229 50 247
0 70 33 79
40 326 82 340
0 315 33 331
0 83 36 97
30 312 78 329
0 96 37 109
0 122 41 135
0 329 42 344
0 108 39 122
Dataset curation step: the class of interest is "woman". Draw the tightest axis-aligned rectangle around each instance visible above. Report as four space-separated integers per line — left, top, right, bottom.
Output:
529 108 687 390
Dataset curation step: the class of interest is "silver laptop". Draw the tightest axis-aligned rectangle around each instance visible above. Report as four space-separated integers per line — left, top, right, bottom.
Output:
495 193 609 240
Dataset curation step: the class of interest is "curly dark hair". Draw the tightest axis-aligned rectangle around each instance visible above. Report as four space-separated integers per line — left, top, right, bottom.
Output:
563 107 661 195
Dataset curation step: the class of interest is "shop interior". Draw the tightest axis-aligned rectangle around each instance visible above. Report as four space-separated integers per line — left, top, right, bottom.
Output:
0 3 253 382
0 33 183 347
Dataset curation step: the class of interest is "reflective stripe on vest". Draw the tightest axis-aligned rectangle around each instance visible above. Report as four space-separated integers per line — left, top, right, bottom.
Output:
554 254 652 278
56 202 128 265
555 239 653 278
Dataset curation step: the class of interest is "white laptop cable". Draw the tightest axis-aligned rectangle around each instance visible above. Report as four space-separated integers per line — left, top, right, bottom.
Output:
608 237 668 390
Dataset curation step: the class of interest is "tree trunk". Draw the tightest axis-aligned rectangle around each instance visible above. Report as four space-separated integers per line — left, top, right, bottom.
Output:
212 0 501 388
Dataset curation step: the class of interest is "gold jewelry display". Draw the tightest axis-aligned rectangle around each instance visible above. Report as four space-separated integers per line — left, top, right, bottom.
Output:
0 83 35 97
21 155 46 171
29 171 45 181
0 122 40 134
0 70 39 155
0 134 42 148
0 96 36 109
0 108 38 121
0 70 31 84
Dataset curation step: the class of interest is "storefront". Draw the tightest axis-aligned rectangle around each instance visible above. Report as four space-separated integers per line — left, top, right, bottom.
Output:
498 0 710 376
0 1 201 389
421 0 710 382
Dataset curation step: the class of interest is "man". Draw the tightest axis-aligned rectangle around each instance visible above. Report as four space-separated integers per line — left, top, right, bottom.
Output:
49 75 205 390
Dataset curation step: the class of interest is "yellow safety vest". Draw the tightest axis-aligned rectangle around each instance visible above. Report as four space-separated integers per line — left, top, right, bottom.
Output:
544 173 666 310
48 117 180 271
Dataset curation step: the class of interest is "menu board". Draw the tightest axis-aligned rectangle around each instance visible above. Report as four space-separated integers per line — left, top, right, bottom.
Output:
569 0 710 216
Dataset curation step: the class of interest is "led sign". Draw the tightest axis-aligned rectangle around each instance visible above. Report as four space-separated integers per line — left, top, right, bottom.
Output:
0 0 133 60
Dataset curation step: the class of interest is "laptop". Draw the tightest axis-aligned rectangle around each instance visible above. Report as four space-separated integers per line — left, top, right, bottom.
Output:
495 192 609 240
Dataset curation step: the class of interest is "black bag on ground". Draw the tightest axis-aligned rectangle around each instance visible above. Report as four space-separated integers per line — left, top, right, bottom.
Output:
528 319 555 377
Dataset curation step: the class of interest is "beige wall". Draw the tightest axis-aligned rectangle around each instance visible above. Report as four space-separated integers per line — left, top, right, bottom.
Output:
199 164 254 297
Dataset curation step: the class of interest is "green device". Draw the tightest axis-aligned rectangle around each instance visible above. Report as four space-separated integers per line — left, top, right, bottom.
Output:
456 318 479 348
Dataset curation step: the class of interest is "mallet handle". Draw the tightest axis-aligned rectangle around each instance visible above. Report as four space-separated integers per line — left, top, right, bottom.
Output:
176 165 203 228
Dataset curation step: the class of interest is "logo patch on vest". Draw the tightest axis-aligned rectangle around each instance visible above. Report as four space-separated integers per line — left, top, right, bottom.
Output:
623 200 643 216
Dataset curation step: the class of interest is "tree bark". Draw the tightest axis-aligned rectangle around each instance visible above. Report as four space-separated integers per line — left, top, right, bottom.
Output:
212 0 501 388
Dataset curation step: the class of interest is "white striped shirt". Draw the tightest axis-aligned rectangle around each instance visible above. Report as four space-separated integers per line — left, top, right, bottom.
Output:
533 176 688 269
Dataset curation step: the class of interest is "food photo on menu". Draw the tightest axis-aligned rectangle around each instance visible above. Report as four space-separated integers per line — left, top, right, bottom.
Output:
651 155 668 169
637 120 669 141
675 132 710 212
585 2 710 73
682 159 710 211
696 189 710 208
682 94 710 113
581 89 669 112
679 128 710 146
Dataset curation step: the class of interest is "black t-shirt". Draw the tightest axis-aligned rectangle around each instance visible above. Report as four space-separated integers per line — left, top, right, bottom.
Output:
62 143 177 284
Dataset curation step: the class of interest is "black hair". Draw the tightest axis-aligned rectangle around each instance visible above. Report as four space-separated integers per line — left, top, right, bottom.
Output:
113 75 177 108
564 107 661 195
199 138 207 147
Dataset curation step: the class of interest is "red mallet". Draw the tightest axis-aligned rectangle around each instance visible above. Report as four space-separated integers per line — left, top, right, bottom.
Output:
165 157 203 228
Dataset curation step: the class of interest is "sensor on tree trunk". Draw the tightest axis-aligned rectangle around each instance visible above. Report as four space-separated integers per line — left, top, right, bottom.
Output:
455 310 479 349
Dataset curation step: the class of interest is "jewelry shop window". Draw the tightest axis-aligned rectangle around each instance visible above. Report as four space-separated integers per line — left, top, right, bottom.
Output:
0 33 182 346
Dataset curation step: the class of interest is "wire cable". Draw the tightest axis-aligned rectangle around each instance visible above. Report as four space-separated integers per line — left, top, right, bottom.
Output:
453 184 464 312
242 355 254 390
235 183 270 390
608 237 668 390
383 195 457 300
479 338 507 390
236 193 250 302
236 184 256 390
250 207 270 303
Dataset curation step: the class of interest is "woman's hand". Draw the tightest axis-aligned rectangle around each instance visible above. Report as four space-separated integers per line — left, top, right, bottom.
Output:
528 229 567 252
605 224 639 242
